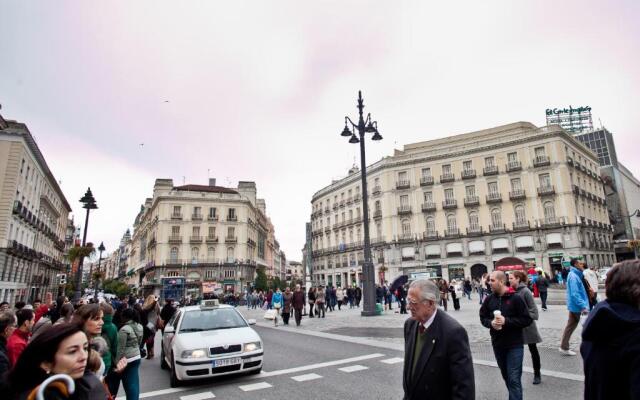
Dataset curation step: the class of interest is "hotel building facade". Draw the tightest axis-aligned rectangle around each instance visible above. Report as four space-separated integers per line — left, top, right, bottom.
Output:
309 122 614 286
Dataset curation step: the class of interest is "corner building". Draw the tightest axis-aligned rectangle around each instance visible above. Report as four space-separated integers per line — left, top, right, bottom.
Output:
0 113 71 303
310 122 614 285
129 178 279 298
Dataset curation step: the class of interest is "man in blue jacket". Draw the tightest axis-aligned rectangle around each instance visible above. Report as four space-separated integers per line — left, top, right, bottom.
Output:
559 258 589 355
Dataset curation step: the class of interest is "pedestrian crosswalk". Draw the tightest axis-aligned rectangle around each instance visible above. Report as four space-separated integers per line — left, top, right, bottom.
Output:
140 354 404 399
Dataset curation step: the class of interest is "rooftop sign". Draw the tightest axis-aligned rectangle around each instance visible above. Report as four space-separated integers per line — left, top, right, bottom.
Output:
546 106 591 116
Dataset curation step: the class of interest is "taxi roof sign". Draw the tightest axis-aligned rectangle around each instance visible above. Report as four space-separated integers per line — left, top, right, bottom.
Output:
201 299 220 309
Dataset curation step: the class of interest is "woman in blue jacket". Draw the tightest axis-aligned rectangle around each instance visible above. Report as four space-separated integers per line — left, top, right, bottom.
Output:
271 288 283 327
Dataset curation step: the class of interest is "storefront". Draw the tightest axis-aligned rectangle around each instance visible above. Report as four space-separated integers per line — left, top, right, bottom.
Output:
494 257 526 272
548 253 563 277
447 264 465 281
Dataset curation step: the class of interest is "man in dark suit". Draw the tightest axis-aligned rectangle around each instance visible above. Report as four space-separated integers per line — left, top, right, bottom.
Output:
403 279 475 400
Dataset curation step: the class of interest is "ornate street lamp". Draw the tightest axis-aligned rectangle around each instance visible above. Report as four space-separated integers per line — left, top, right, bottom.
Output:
340 90 382 316
73 188 98 303
93 242 105 301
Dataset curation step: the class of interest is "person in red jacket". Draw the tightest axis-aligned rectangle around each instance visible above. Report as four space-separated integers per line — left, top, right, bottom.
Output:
7 308 34 366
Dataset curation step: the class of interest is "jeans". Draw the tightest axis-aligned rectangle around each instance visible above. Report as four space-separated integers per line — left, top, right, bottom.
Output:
294 307 302 325
478 288 484 304
493 346 524 400
560 312 580 350
121 359 141 400
539 291 548 309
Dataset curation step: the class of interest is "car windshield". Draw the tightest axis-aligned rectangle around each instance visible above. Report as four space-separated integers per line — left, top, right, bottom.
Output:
179 308 247 332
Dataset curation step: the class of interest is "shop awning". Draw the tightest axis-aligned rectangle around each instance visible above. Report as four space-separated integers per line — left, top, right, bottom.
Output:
425 244 441 256
446 243 463 253
492 238 509 249
468 241 485 253
546 233 562 244
515 236 534 248
401 247 415 258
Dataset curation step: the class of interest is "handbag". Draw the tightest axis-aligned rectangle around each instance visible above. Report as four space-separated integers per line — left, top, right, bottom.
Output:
273 302 281 309
264 309 277 320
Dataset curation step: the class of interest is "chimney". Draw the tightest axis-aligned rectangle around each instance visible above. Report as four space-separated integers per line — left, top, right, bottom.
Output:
209 178 216 187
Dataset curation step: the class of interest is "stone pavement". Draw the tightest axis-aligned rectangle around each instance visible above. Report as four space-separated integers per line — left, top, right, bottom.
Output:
238 293 587 378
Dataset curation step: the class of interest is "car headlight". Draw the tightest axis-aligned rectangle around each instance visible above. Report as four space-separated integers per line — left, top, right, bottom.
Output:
244 341 262 352
181 349 208 359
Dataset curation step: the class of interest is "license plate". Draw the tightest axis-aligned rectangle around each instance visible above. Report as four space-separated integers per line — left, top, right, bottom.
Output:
212 357 241 368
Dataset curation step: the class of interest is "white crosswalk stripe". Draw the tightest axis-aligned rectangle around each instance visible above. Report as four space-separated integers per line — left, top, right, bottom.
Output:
238 382 273 391
338 364 369 373
291 373 323 382
380 357 404 364
180 392 215 400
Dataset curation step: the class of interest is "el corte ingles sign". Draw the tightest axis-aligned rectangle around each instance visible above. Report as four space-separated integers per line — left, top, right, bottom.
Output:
546 106 591 116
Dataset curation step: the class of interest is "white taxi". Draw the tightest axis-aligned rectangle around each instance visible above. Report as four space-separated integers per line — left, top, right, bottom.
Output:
160 300 263 387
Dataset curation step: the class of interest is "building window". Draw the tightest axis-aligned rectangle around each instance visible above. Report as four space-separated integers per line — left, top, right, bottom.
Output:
227 226 235 238
398 171 408 181
401 219 411 235
173 205 181 215
192 226 200 236
514 205 526 224
400 195 409 206
191 247 199 263
446 214 457 231
484 156 495 167
228 208 236 219
421 168 431 178
463 160 472 171
375 200 381 211
511 178 522 191
193 206 201 217
468 212 479 230
208 226 216 237
227 247 235 263
171 226 180 235
444 188 454 200
543 201 556 222
465 185 476 197
205 269 215 280
539 173 551 188
491 208 502 228
534 146 546 158
507 152 518 163
442 164 452 175
207 247 215 260
170 247 179 263
167 271 179 277
488 182 499 195
423 191 433 202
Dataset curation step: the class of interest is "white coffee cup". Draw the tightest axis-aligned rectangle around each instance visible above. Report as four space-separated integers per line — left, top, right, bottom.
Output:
493 310 503 330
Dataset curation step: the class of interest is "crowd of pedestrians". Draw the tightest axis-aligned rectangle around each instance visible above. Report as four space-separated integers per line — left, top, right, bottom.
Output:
0 293 178 400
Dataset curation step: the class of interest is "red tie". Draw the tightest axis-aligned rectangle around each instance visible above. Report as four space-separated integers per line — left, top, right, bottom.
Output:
418 323 425 334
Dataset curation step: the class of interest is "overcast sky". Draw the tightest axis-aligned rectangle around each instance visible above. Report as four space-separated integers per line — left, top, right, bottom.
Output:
1 1 638 261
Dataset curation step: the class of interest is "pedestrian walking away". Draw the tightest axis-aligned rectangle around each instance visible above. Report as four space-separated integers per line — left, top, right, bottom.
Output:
315 286 326 318
479 271 532 400
510 270 543 385
583 264 599 310
403 279 474 399
307 287 316 318
281 287 293 325
559 258 589 355
271 288 283 326
581 260 640 400
536 270 550 311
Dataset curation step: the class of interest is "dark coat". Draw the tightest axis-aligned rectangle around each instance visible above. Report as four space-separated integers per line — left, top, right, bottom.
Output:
581 300 640 400
292 291 305 309
403 311 475 400
479 289 532 349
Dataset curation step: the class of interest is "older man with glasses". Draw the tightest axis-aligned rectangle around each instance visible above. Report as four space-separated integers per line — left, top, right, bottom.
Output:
402 279 474 400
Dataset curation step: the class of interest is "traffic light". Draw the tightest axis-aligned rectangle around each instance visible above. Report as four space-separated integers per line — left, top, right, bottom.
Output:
58 274 67 285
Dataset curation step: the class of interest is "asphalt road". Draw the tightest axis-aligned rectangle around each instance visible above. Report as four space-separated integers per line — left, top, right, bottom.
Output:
121 323 583 400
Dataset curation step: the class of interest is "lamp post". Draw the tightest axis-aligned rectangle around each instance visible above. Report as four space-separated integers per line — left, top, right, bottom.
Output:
340 90 382 317
93 242 105 301
73 188 98 303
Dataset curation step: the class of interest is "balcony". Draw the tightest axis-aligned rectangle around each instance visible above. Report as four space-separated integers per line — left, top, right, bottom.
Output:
537 185 556 196
333 204 339 211
227 215 238 222
420 176 434 186
324 207 330 214
512 221 530 231
168 235 182 243
489 224 506 233
466 226 483 236
206 235 219 243
191 213 203 221
148 237 157 247
372 185 381 195
373 209 382 219
190 236 203 243
464 196 479 206
461 169 476 180
423 231 439 241
567 157 573 165
354 194 361 202
397 233 415 243
396 180 411 190
225 236 238 243
486 192 502 203
324 226 331 234
483 165 499 176
339 200 345 208
171 213 183 220
533 155 551 167
509 189 526 200
540 217 561 228
506 161 522 172
440 173 455 183
207 215 218 221
397 205 412 215
421 202 436 212
346 197 353 205
442 199 457 209
444 228 461 238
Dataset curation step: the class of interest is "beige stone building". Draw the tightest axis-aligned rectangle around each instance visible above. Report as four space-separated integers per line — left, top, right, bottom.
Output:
310 122 614 285
0 113 71 304
129 178 280 299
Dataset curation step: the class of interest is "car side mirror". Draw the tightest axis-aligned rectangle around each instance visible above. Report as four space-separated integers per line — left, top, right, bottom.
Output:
247 319 256 325
164 325 175 334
